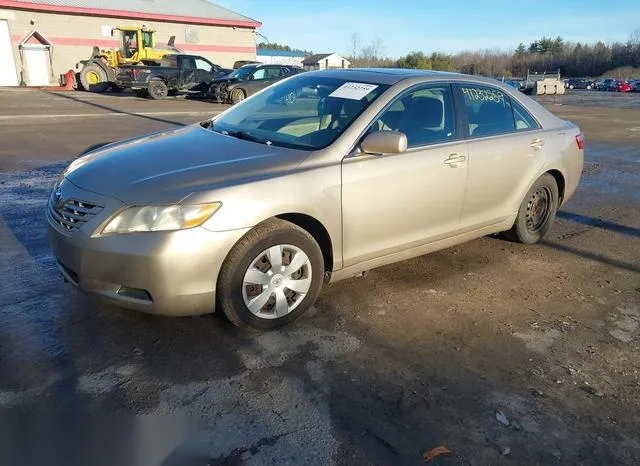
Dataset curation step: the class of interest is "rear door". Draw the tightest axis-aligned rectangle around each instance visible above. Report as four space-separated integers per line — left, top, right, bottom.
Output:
454 83 548 229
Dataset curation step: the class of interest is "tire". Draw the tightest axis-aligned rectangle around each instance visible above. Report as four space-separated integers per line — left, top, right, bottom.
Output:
504 174 559 244
148 79 169 100
79 64 110 93
230 88 246 105
217 219 324 330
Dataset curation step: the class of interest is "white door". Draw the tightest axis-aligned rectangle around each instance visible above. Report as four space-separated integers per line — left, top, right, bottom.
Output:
0 20 19 86
24 48 50 86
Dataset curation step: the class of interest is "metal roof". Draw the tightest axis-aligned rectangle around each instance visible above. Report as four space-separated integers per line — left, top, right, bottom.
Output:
302 53 334 64
1 0 261 27
257 48 305 58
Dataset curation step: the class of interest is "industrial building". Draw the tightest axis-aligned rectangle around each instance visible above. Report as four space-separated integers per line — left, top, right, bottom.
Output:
256 48 305 67
302 53 350 71
0 0 260 86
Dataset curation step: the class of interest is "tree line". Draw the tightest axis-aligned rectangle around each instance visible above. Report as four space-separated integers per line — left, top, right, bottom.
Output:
346 31 640 78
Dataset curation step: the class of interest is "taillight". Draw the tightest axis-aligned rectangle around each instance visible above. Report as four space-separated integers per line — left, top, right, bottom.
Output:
575 133 585 150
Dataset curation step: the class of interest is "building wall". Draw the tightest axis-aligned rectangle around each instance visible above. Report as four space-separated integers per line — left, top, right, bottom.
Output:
303 54 350 71
256 54 303 66
0 7 257 85
322 54 349 70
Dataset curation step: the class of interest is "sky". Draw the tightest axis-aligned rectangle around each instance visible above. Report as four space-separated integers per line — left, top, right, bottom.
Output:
215 0 640 57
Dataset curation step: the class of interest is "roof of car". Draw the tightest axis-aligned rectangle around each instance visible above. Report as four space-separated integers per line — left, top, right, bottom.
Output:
308 68 477 85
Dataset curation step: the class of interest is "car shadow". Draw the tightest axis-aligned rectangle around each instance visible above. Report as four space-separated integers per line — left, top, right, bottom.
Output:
556 211 640 238
44 91 187 127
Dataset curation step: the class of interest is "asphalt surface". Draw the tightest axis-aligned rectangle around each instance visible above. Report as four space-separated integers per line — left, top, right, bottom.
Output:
1 88 639 465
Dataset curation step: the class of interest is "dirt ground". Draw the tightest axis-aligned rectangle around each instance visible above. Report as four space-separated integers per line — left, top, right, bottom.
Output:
0 88 638 465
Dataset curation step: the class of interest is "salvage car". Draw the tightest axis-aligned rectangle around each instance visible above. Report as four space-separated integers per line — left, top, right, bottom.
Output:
47 69 584 329
208 63 304 104
117 54 232 99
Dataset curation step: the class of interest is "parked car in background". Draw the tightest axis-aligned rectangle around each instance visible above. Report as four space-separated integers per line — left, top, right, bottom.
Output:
629 80 640 92
503 79 524 91
117 54 232 99
47 69 584 329
601 79 620 91
233 60 261 69
615 80 633 92
565 78 592 90
208 63 304 104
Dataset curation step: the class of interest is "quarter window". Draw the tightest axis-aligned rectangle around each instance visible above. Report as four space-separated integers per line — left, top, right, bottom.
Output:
511 99 539 131
460 85 515 137
369 85 456 147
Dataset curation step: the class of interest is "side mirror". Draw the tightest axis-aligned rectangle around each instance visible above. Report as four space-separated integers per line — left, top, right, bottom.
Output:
361 131 408 155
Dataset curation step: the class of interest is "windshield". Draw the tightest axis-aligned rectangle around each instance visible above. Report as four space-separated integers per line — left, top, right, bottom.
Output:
228 65 257 79
211 74 390 150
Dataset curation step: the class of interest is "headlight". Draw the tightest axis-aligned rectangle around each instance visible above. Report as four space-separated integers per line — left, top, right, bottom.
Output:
100 203 221 235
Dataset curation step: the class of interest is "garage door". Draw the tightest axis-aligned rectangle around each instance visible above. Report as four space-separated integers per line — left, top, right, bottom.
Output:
0 20 19 86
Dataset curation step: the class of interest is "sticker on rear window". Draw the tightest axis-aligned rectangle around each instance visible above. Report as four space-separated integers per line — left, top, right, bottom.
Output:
329 82 379 100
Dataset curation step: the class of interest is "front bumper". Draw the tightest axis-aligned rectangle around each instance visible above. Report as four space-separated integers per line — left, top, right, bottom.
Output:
46 182 249 316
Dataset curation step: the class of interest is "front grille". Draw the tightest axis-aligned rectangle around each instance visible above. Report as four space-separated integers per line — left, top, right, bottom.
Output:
48 196 103 232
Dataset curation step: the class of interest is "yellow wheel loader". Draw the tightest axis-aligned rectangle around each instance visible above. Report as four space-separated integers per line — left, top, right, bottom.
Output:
78 26 181 92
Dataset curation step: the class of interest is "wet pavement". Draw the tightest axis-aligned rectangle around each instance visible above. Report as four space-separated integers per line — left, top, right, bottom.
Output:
1 88 639 465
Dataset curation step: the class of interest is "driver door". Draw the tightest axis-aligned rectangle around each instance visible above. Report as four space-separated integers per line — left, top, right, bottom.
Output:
192 57 215 91
341 84 469 267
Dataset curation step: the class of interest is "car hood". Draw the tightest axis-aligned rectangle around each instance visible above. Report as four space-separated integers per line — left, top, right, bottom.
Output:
64 124 310 205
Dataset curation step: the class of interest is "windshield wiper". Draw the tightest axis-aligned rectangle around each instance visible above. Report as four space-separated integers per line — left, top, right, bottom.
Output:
217 129 272 145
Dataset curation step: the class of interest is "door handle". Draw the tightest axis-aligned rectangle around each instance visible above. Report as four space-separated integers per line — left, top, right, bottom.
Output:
443 154 467 167
530 139 545 150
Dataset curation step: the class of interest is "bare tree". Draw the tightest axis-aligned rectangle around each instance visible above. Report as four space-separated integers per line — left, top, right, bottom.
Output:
348 32 361 60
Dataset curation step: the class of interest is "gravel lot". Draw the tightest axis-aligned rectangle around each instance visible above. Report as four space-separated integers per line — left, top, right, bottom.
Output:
1 88 638 465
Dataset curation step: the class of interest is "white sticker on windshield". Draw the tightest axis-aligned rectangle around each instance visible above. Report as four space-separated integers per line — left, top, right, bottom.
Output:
329 82 379 100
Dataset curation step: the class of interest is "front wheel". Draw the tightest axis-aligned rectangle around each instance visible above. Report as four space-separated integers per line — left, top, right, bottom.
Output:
217 219 324 329
503 174 559 244
230 88 246 104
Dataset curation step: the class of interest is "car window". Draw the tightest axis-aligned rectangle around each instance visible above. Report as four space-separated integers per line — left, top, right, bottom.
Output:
181 57 196 70
195 58 212 72
369 85 455 147
511 99 539 131
252 68 266 80
265 67 283 79
460 85 515 137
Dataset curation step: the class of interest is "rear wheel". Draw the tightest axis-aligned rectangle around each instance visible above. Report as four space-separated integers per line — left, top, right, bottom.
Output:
230 88 246 104
79 64 110 93
148 79 169 100
217 219 324 330
504 173 559 244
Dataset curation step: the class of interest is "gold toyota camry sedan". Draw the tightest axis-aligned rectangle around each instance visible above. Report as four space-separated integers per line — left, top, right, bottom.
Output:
47 69 584 329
